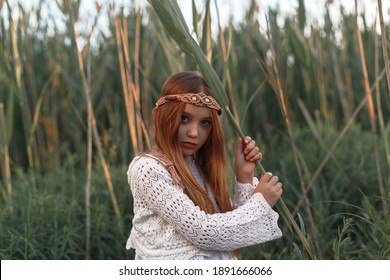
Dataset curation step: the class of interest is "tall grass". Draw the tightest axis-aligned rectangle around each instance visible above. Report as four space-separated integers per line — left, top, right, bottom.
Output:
0 0 389 259
264 14 321 258
0 158 134 259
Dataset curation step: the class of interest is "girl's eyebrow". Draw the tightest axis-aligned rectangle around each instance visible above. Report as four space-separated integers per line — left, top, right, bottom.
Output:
182 110 195 116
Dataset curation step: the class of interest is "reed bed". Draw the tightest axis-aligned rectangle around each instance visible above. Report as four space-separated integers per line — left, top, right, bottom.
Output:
0 0 389 259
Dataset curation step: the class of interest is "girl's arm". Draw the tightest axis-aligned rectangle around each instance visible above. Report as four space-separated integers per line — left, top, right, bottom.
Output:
129 157 282 251
232 177 258 209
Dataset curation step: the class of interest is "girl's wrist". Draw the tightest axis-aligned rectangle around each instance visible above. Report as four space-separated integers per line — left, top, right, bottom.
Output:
236 174 253 184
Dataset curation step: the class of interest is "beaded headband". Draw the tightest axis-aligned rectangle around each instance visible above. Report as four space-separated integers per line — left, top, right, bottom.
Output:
155 93 223 115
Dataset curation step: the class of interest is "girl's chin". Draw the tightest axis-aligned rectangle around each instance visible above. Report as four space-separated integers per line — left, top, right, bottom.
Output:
180 148 196 157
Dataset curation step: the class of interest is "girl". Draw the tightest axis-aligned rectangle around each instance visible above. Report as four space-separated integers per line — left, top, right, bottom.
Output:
126 71 283 260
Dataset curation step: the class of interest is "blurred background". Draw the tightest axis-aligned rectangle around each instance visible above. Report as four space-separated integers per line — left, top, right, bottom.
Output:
0 0 389 259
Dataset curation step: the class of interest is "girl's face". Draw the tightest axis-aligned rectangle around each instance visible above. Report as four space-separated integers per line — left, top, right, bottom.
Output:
178 104 213 157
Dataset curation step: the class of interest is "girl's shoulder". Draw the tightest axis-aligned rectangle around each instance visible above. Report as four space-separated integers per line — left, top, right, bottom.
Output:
128 150 182 186
128 153 167 173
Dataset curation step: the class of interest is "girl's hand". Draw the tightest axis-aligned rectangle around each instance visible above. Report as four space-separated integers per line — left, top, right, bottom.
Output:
253 172 283 207
235 136 262 184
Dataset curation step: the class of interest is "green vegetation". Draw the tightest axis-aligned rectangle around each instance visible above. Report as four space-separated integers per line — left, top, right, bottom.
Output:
0 157 134 259
0 0 389 259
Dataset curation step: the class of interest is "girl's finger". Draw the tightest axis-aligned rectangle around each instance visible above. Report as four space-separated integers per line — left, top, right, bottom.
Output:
269 176 279 185
244 136 251 145
274 182 282 191
259 172 272 184
246 147 262 161
244 140 256 154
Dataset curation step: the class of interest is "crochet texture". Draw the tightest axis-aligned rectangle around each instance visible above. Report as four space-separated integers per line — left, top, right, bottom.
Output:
126 155 282 260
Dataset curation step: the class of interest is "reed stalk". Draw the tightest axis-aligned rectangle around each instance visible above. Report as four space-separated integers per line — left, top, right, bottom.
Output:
65 0 122 235
374 16 390 189
85 60 92 260
84 37 94 260
377 0 390 95
0 103 12 200
200 0 212 63
115 15 140 155
8 7 37 187
123 13 152 150
355 0 386 214
148 0 315 259
134 8 144 152
115 14 151 154
65 2 93 259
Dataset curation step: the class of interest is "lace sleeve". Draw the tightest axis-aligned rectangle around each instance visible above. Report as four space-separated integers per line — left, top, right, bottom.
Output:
232 177 259 209
128 157 282 251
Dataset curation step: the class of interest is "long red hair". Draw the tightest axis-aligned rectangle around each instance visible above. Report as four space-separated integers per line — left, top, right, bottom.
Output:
152 71 232 214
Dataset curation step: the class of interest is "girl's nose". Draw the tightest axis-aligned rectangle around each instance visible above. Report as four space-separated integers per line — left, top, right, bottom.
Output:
187 124 198 138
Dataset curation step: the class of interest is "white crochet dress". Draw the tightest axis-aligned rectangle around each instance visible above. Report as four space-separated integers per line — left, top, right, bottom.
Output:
126 155 282 260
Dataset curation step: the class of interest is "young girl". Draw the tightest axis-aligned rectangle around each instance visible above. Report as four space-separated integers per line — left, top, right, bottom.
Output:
126 71 283 260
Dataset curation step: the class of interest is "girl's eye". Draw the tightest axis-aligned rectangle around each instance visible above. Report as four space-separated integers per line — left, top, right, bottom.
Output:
181 115 189 122
201 120 211 126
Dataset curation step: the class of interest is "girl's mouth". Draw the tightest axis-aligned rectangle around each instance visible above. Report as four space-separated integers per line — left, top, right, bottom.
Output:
181 142 197 149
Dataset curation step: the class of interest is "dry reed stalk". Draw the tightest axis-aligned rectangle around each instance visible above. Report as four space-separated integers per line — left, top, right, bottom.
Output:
292 66 389 216
85 41 93 260
115 15 140 155
115 15 151 154
0 103 12 199
265 21 321 259
134 8 144 152
122 15 141 150
374 16 390 189
9 15 37 187
22 7 46 168
85 65 92 260
126 11 151 150
355 0 386 214
65 5 93 259
201 0 212 63
66 0 121 231
377 0 390 95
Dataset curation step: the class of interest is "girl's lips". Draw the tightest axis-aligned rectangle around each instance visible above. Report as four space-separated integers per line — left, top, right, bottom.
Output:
181 142 197 149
